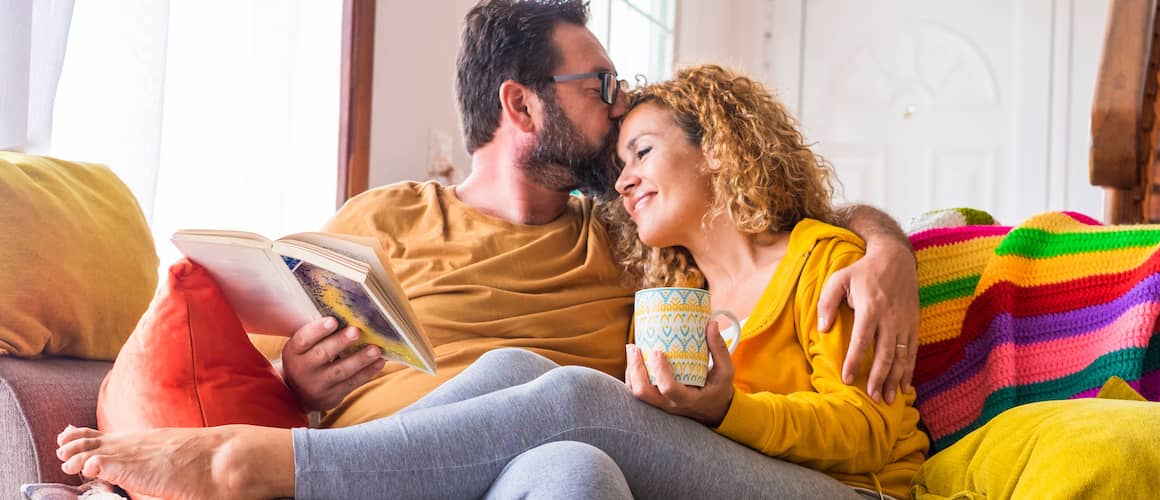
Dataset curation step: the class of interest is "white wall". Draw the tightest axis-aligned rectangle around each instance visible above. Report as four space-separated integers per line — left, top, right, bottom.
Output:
369 0 475 187
673 0 766 79
1053 0 1111 215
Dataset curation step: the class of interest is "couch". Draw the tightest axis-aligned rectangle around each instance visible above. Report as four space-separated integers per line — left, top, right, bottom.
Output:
3 156 1160 499
0 152 158 497
0 356 111 494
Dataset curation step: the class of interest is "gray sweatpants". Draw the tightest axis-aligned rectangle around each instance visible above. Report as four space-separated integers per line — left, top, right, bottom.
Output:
293 348 865 500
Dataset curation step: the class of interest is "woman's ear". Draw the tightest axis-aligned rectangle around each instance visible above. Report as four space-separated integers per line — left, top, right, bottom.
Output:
499 80 539 133
703 151 724 172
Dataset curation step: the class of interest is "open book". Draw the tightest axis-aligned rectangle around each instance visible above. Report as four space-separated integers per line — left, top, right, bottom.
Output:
171 230 436 375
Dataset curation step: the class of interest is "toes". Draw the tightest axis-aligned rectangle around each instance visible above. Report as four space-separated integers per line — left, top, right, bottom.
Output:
57 436 101 461
61 450 92 475
57 426 101 446
81 454 105 479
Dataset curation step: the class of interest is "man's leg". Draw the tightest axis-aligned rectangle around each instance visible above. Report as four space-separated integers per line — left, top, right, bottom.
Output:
483 441 632 500
294 366 863 499
398 348 558 414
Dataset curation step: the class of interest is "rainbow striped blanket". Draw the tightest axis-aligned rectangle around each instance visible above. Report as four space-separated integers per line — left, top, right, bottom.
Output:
911 211 1160 452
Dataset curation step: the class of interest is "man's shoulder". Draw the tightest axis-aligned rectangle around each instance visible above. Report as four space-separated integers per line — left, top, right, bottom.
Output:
342 181 440 210
326 181 443 234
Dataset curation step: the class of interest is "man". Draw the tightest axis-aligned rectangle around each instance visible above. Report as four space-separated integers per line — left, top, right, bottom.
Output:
56 1 920 497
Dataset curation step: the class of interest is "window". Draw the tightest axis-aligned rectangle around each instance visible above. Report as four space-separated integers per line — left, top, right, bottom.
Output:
48 1 342 277
588 0 676 87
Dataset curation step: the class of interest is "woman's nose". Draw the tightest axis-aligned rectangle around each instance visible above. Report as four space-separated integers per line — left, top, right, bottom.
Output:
615 168 638 195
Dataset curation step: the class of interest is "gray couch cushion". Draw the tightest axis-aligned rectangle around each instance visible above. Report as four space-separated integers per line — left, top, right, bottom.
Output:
0 356 111 495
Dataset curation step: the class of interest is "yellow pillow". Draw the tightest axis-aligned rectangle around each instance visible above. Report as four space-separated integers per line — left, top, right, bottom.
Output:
913 378 1160 499
0 152 158 359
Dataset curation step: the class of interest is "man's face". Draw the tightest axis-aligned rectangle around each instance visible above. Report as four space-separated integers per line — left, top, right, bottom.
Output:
519 23 626 199
523 93 618 196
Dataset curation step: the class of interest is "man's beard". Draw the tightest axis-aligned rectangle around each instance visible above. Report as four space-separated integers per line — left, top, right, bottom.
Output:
521 97 619 200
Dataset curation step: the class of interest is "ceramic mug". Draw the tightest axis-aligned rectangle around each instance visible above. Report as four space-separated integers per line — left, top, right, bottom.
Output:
633 287 741 387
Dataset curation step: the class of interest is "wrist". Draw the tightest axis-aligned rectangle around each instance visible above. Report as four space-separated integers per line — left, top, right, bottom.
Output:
702 386 735 428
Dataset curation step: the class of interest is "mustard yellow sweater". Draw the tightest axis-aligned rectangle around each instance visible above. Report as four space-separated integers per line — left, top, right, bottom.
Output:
715 219 929 499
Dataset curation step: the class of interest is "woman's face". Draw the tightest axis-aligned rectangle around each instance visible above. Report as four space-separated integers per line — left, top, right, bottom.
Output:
615 102 714 248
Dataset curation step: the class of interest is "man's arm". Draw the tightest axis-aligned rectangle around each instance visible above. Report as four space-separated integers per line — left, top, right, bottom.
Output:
817 204 919 404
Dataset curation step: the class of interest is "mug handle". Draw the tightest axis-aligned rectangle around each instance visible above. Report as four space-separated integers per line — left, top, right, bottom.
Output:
708 310 742 371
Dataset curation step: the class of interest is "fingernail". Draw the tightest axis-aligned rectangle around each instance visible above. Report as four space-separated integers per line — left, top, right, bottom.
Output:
886 390 896 403
817 316 827 331
324 317 337 329
345 328 358 340
365 347 380 358
843 373 853 384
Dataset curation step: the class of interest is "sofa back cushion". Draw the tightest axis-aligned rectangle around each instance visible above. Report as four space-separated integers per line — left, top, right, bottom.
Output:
0 152 158 360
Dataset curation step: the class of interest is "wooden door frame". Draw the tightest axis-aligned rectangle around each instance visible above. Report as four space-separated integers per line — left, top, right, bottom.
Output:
337 0 375 207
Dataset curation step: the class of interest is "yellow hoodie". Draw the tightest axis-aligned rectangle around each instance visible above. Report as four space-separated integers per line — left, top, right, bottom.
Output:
715 219 929 499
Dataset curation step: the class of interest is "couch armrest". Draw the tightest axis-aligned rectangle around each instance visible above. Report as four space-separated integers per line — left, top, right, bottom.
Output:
0 356 111 494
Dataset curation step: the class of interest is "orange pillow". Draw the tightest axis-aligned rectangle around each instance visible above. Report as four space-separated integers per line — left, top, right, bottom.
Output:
98 258 308 431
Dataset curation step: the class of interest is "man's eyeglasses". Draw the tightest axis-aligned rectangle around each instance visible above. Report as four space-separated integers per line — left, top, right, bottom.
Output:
546 71 627 105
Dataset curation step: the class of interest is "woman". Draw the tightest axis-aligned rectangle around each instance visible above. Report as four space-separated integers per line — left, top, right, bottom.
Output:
55 65 926 499
608 64 928 498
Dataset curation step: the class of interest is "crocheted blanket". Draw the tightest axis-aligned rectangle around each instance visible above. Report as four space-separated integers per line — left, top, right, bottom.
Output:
911 211 1160 452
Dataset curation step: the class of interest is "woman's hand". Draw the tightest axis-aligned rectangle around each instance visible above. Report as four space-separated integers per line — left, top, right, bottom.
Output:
625 321 736 427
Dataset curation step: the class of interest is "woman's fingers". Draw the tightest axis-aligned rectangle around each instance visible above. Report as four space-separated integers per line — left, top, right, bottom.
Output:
625 345 666 407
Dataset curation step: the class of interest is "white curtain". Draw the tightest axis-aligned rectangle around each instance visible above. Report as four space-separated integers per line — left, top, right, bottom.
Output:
46 0 341 273
0 0 74 152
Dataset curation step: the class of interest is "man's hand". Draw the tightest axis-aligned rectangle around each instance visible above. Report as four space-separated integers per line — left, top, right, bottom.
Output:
817 237 919 404
820 204 919 404
281 317 386 412
624 322 735 427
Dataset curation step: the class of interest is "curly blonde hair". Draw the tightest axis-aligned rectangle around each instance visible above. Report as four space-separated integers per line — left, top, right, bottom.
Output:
601 64 839 289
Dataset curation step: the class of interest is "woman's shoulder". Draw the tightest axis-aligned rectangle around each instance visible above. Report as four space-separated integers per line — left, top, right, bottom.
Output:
787 218 866 257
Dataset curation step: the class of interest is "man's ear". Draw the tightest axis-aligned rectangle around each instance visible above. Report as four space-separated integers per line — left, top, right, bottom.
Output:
499 80 540 134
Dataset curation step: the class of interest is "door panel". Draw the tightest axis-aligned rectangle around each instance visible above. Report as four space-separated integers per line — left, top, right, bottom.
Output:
799 0 1051 224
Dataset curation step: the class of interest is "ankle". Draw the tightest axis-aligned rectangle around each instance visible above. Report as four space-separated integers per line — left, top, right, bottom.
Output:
214 426 295 499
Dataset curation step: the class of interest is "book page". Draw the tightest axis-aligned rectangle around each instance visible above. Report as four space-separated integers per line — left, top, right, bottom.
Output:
276 233 435 368
281 233 411 306
287 258 435 374
172 232 318 336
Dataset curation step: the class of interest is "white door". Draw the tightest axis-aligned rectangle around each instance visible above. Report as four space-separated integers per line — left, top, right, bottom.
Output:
795 0 1053 225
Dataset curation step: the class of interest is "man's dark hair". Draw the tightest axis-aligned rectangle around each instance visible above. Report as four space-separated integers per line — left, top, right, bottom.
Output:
457 0 589 153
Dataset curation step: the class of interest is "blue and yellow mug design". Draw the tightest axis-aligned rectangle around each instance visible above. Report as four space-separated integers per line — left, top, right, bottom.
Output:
633 287 740 387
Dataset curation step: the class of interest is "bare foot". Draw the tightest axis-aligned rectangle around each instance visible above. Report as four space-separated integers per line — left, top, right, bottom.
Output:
56 424 294 500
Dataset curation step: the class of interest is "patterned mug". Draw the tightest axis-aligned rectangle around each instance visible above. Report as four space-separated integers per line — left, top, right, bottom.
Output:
633 287 741 387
